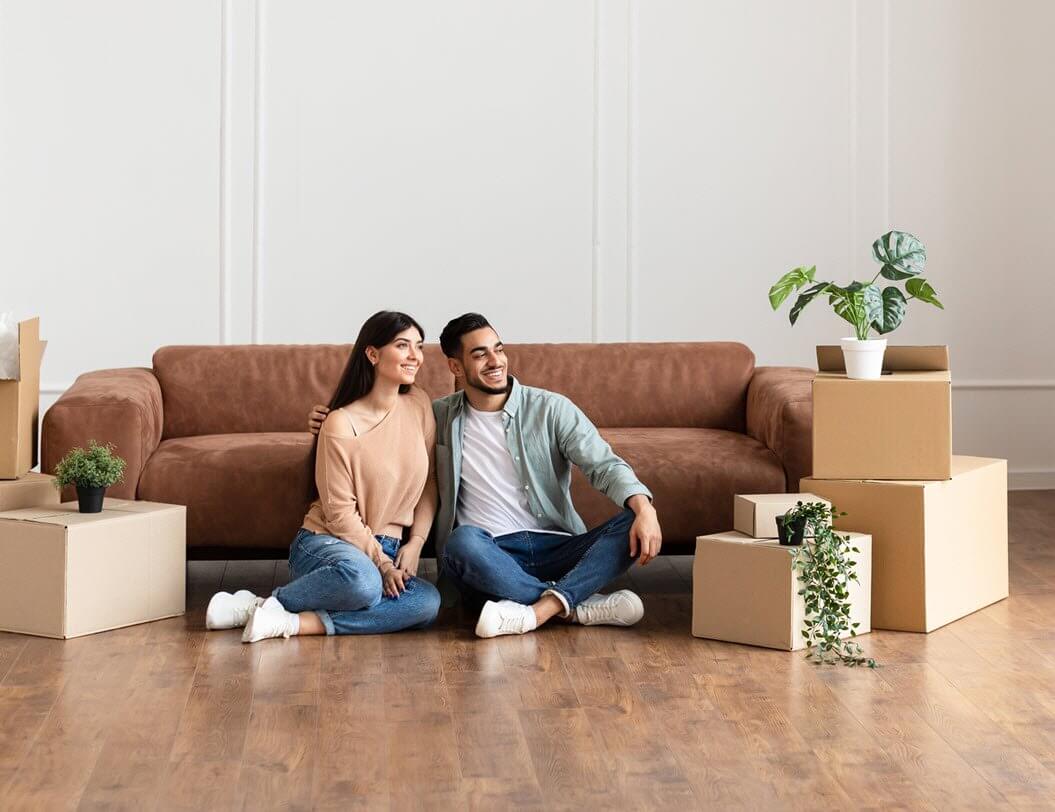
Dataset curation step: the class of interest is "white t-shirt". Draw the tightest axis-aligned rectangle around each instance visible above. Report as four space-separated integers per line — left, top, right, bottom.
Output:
456 404 550 537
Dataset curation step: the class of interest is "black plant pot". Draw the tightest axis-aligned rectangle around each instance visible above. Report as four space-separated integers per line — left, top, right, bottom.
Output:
76 485 106 514
777 516 807 546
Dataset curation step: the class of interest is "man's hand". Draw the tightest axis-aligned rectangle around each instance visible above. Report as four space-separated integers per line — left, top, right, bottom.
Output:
381 563 408 597
308 404 330 435
394 537 424 576
627 494 662 566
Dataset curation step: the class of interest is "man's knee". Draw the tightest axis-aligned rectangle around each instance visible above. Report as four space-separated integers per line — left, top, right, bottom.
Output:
442 526 494 570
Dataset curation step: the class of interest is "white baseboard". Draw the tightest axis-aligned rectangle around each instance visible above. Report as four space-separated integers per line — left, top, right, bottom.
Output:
1009 469 1055 491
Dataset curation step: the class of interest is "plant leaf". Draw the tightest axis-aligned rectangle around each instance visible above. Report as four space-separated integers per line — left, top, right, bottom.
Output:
828 286 866 328
872 286 907 334
789 282 829 325
906 277 944 309
862 284 883 324
769 265 816 310
873 230 926 279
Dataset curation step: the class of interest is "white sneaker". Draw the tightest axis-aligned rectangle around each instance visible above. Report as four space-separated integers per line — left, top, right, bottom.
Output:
475 600 538 639
241 596 299 643
574 590 644 627
206 590 264 630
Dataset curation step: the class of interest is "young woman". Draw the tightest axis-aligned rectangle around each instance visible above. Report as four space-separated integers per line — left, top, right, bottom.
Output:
206 311 442 642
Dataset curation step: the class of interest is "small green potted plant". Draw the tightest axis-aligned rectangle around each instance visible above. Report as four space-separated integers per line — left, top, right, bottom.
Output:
768 230 943 379
53 440 127 513
782 500 877 668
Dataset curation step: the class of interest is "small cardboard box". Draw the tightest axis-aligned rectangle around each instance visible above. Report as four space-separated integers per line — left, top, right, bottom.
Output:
812 345 952 480
0 498 186 638
801 456 1008 632
0 472 60 511
733 492 832 538
692 530 872 650
0 317 46 479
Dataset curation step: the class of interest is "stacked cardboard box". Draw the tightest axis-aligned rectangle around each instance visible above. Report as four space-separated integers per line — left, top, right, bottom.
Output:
0 317 45 480
0 318 188 638
692 492 872 650
804 345 1008 632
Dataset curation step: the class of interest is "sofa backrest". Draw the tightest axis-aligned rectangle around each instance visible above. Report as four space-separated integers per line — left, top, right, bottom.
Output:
153 344 455 438
505 342 753 430
153 341 754 437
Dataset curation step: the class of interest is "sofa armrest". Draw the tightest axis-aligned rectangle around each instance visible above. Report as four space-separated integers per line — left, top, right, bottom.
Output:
41 368 164 500
746 366 814 491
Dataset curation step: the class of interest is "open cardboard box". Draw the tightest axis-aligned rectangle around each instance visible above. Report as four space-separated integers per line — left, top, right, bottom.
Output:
812 345 952 480
0 317 46 479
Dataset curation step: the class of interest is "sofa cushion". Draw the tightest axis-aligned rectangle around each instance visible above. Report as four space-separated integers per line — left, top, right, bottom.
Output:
570 428 787 544
137 433 314 552
153 344 455 438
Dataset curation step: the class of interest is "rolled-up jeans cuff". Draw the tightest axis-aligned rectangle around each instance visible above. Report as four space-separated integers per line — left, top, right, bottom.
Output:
313 608 336 636
542 587 572 619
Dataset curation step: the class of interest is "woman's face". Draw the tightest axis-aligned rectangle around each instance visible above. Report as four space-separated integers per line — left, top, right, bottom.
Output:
368 326 425 387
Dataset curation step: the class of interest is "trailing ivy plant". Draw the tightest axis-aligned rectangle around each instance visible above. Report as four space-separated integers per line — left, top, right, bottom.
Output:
53 440 126 489
768 230 943 341
781 501 877 668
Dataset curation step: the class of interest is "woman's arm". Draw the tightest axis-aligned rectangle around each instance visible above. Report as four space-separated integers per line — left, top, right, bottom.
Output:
316 420 393 570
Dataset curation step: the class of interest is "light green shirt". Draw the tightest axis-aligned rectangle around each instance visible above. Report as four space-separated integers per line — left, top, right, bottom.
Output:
431 377 651 555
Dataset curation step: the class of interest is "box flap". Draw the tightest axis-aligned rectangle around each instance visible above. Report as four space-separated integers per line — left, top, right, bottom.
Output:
816 345 950 373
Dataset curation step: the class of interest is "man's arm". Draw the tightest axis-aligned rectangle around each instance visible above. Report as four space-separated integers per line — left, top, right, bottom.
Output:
554 397 662 565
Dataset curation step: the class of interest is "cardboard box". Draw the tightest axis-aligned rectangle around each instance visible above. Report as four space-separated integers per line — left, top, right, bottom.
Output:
801 456 1008 632
0 317 46 479
0 498 186 638
733 492 832 539
692 530 872 650
812 345 951 480
0 472 60 511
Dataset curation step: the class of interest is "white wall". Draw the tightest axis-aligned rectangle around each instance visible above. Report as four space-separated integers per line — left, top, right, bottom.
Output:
3 0 1052 487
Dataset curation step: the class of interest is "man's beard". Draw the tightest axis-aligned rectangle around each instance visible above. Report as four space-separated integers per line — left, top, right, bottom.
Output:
467 371 511 396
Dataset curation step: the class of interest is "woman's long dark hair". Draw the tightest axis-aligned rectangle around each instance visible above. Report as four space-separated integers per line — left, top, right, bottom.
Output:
308 310 425 501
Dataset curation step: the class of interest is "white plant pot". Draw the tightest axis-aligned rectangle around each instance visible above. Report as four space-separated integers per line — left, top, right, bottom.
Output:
840 337 887 380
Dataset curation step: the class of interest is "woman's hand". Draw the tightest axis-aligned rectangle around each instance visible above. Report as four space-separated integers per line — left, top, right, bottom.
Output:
394 536 425 576
381 563 408 598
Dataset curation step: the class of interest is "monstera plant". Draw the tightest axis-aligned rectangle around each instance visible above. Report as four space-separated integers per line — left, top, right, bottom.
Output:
768 230 943 379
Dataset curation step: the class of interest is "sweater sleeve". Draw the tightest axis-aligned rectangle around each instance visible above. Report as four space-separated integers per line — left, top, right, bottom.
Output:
316 415 388 567
408 394 438 543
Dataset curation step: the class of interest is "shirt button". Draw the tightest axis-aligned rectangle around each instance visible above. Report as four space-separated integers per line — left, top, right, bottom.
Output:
515 456 520 461
537 513 543 518
523 485 529 491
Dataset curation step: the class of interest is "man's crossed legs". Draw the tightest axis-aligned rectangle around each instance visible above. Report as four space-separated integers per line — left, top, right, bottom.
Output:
441 509 645 638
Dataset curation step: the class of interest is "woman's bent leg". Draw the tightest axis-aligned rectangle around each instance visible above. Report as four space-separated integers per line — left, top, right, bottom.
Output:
324 576 441 635
273 530 382 614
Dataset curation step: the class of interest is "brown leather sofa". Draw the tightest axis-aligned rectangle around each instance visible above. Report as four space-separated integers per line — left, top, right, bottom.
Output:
41 342 813 558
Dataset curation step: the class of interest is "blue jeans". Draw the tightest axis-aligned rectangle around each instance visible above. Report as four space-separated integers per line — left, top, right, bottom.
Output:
441 509 636 612
272 528 441 635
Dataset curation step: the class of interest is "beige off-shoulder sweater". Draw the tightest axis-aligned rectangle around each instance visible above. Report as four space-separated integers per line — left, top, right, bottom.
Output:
302 386 437 568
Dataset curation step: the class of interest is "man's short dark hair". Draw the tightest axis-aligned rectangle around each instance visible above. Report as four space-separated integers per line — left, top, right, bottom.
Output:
440 313 493 358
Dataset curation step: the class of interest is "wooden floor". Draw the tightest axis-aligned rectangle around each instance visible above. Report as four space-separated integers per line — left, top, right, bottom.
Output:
1 492 1053 810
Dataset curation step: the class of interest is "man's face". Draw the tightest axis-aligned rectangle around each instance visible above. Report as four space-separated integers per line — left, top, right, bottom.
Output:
450 326 509 395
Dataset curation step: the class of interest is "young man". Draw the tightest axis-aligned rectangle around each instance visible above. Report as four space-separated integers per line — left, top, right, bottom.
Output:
310 313 662 638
